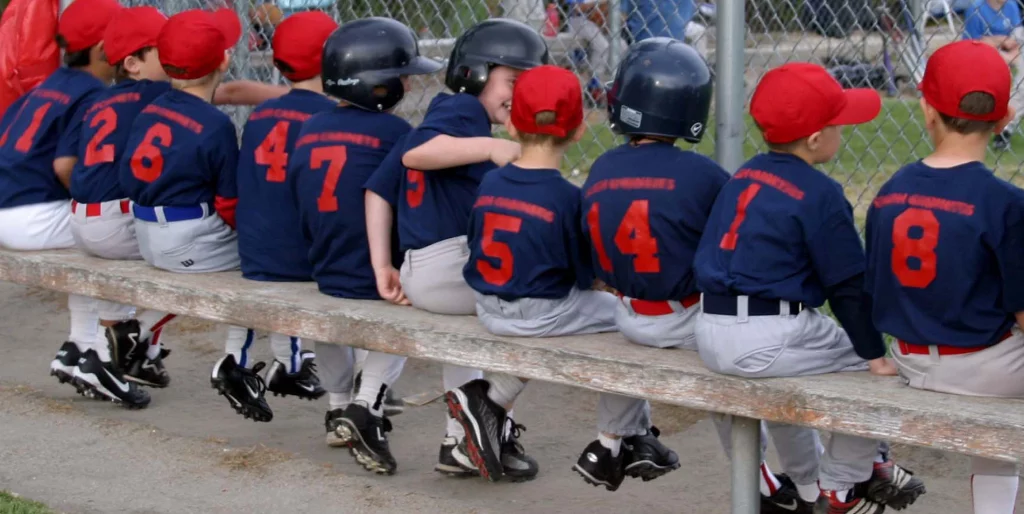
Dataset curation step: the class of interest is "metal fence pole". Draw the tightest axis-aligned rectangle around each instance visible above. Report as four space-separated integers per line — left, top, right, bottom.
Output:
714 0 745 174
731 416 762 514
608 0 623 74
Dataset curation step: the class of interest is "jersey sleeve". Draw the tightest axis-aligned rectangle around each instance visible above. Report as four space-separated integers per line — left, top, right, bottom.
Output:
212 121 240 199
997 191 1024 312
404 95 488 151
55 94 93 159
807 196 867 288
364 139 406 207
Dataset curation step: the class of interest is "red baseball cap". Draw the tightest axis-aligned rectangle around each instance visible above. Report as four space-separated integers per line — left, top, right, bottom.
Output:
103 7 169 66
511 65 583 138
271 12 339 82
58 0 123 53
750 62 881 144
919 40 1011 122
157 9 243 80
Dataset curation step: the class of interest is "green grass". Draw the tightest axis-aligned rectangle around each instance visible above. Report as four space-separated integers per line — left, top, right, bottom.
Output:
0 492 52 514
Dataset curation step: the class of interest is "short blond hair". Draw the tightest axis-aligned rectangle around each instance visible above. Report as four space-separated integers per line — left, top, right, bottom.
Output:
517 111 574 146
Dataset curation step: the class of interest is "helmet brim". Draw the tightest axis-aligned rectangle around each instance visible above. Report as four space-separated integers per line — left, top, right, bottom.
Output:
396 56 445 76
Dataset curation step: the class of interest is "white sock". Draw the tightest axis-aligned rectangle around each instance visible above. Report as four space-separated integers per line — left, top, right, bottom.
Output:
972 474 1019 514
137 311 176 360
270 333 300 373
598 432 621 457
485 373 526 408
354 371 387 417
874 452 887 463
760 462 782 496
146 328 164 360
795 481 821 503
329 392 351 411
443 364 483 391
93 325 113 362
225 326 254 367
505 408 515 438
68 295 99 352
446 414 465 440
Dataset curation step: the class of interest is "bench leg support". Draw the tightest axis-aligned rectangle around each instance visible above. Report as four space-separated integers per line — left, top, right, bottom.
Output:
731 415 761 514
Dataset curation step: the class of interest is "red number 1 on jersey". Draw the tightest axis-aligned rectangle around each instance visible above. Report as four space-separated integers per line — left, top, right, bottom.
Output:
587 200 661 273
311 146 348 213
891 208 939 289
15 102 52 153
477 212 523 286
719 183 762 250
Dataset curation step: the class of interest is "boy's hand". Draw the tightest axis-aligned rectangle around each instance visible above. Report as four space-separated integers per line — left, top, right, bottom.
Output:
375 267 410 306
489 139 522 166
868 357 898 376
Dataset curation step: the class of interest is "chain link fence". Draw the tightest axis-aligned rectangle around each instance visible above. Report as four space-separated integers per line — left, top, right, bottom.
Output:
119 0 1024 227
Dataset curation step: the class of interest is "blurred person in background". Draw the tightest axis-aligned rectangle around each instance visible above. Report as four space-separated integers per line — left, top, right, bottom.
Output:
962 0 1024 148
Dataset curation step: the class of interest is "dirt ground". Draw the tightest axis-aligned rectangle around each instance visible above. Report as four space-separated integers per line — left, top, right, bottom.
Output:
0 282 1017 513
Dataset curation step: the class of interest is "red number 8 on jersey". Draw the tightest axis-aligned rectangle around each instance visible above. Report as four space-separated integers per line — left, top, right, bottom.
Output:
130 123 173 183
891 208 939 289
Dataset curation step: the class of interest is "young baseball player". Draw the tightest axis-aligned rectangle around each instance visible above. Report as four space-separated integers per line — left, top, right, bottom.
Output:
398 17 548 477
961 0 1024 148
575 38 714 494
0 0 149 406
235 11 339 408
693 62 926 513
292 17 442 475
865 40 1024 514
117 8 268 421
445 64 609 483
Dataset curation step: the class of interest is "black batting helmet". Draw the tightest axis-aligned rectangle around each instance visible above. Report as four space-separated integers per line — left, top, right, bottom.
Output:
321 17 443 112
445 18 550 96
606 38 713 143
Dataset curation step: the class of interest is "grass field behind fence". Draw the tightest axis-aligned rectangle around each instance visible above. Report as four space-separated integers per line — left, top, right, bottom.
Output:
0 492 52 514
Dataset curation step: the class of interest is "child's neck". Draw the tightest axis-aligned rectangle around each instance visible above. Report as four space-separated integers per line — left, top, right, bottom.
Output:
292 77 323 94
514 144 565 170
923 131 989 168
81 63 112 84
179 83 218 103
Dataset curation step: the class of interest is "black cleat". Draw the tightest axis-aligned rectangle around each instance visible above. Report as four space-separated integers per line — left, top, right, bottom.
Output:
762 474 814 514
819 483 886 514
500 419 538 482
573 440 625 491
445 379 506 482
124 349 170 388
622 426 680 481
354 371 405 417
266 350 326 400
866 460 926 510
72 349 151 409
325 408 347 448
106 320 143 369
50 341 81 386
334 402 396 475
210 354 273 422
435 437 479 477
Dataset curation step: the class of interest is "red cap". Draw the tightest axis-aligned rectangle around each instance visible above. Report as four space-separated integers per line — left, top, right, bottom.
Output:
271 12 338 82
58 0 123 53
919 40 1011 122
750 62 881 144
157 9 242 80
103 7 169 66
511 65 583 138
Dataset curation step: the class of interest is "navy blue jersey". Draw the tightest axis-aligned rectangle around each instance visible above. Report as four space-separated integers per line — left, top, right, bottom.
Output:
581 143 730 301
236 89 336 282
292 107 411 299
362 135 408 270
71 79 172 204
0 68 104 208
865 161 1024 348
119 89 239 207
695 152 865 307
398 92 496 251
463 165 592 300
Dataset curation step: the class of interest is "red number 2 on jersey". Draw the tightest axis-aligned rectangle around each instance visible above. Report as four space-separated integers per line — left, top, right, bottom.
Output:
255 120 290 182
587 200 661 273
311 146 348 213
84 107 118 166
477 212 523 286
130 123 173 183
891 208 939 289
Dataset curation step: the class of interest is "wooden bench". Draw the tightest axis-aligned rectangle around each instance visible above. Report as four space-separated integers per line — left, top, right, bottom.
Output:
1 248 1023 513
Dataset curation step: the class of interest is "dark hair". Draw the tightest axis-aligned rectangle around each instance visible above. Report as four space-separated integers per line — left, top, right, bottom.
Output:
114 47 155 83
56 35 91 68
938 92 999 135
272 58 296 76
517 111 574 146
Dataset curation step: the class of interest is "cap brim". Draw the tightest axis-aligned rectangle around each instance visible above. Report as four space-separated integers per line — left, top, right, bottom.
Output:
397 56 445 76
828 88 882 127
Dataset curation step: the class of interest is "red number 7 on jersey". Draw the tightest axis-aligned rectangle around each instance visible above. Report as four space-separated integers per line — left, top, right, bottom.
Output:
477 212 523 286
311 146 348 213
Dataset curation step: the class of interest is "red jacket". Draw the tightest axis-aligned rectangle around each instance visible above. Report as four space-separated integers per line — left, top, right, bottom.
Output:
0 0 60 118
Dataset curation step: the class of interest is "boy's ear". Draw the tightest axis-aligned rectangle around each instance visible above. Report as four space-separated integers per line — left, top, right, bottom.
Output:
919 97 940 129
805 130 822 151
570 123 586 143
94 41 108 64
505 118 519 140
218 52 231 73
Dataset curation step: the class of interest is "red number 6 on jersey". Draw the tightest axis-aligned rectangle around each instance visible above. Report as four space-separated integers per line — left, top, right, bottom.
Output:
891 208 939 289
130 123 173 183
477 212 523 286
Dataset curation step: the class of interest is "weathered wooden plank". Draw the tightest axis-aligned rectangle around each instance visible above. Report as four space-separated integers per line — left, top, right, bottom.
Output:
1 248 1022 462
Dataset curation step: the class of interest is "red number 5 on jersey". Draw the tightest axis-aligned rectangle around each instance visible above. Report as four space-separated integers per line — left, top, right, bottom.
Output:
891 207 939 289
406 170 425 208
477 212 523 286
587 200 660 273
130 123 173 183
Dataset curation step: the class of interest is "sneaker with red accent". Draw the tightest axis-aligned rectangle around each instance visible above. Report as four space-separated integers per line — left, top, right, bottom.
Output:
865 460 925 510
820 487 886 514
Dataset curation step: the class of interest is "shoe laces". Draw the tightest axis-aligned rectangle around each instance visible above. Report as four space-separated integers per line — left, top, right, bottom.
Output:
502 418 527 453
242 361 269 398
